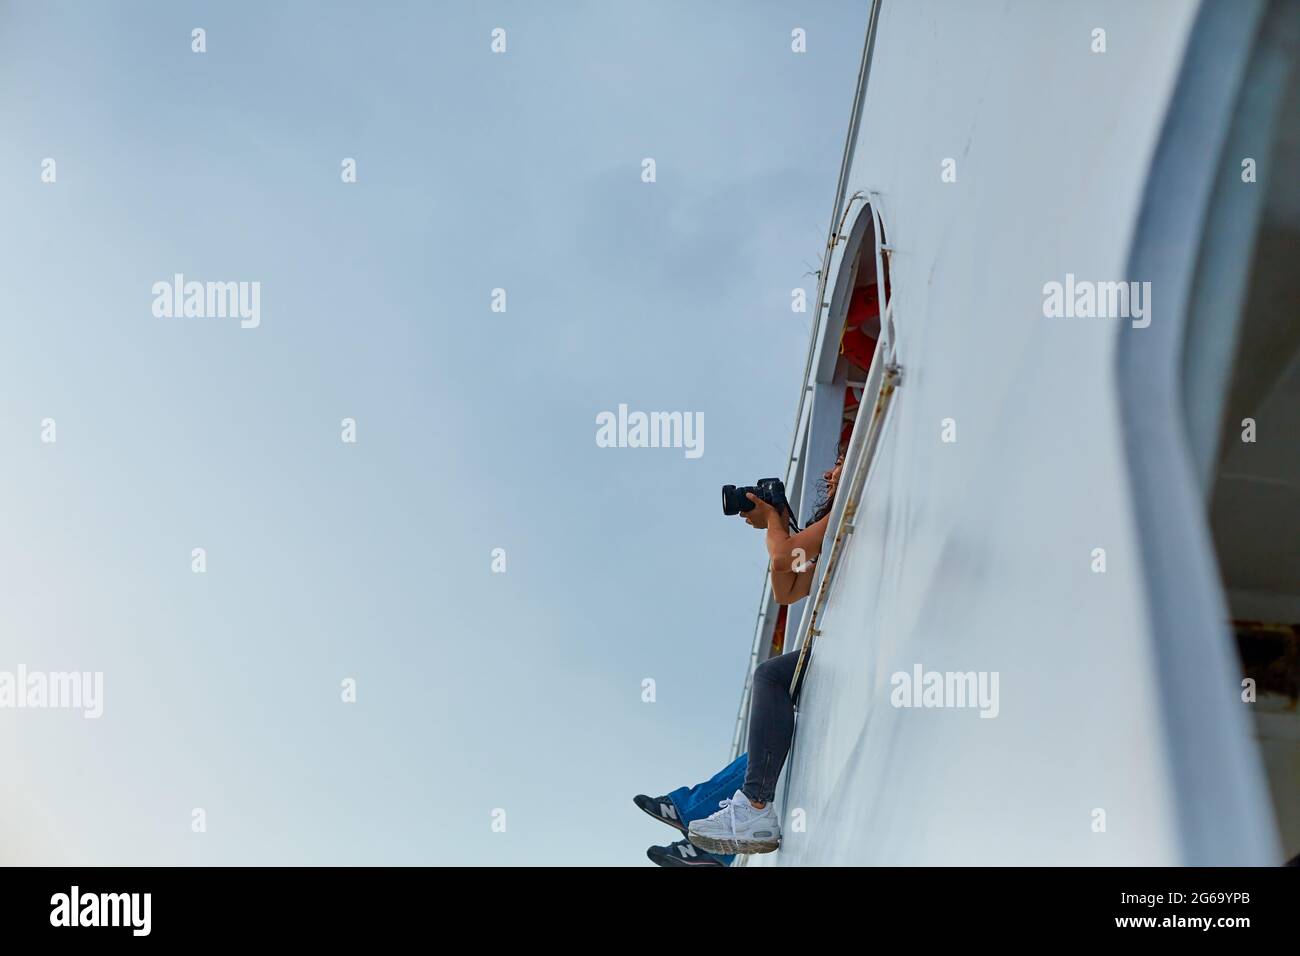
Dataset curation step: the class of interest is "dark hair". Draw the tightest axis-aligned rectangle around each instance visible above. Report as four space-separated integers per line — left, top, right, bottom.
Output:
808 487 835 526
806 456 844 526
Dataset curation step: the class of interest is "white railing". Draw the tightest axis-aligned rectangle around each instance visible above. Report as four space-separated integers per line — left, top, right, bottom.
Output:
729 0 885 760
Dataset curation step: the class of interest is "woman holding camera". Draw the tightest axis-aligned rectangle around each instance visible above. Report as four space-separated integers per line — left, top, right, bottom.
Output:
636 455 843 862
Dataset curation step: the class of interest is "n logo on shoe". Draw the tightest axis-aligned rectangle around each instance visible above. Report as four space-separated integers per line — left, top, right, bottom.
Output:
661 803 678 820
676 843 697 858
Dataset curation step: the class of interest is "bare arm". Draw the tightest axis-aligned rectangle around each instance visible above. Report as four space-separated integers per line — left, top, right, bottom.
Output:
745 493 831 605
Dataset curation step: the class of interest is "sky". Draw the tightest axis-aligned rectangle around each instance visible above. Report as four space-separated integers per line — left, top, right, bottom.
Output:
0 0 867 865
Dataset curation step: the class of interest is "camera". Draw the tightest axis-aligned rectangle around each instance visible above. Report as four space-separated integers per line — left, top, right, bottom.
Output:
722 477 789 517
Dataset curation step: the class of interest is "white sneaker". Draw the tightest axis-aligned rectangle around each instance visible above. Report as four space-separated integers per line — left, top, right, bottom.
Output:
687 790 781 855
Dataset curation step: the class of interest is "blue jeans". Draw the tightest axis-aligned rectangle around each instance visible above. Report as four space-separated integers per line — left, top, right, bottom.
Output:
667 753 748 865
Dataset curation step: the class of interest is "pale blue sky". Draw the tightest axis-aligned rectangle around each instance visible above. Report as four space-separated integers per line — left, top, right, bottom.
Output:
0 0 865 864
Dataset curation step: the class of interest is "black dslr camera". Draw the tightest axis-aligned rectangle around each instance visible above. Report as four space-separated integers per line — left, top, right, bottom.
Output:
721 477 790 517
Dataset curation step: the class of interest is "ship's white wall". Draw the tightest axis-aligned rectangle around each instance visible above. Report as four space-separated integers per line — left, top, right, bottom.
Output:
770 0 1201 865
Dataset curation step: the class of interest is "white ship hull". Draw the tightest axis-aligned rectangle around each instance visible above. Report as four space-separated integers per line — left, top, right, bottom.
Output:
738 0 1300 866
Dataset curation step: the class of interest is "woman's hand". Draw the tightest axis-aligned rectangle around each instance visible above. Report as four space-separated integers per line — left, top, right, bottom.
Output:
743 492 781 529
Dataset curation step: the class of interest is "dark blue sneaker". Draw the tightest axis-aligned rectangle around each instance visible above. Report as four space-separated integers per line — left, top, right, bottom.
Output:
647 838 728 868
633 793 686 833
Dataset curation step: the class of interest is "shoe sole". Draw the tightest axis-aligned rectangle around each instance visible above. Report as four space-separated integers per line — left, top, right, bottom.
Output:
687 831 780 855
635 798 687 835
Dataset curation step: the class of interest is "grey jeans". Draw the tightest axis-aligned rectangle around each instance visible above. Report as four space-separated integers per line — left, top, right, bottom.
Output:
741 650 800 804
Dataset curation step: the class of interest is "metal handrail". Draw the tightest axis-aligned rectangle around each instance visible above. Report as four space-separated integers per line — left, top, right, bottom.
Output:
729 0 885 760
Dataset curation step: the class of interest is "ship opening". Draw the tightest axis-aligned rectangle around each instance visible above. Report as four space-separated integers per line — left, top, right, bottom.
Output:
732 200 891 759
